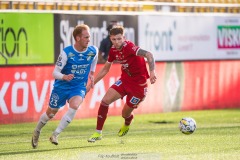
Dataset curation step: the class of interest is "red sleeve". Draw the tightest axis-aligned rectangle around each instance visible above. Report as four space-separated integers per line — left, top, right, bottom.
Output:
124 41 140 56
107 48 114 62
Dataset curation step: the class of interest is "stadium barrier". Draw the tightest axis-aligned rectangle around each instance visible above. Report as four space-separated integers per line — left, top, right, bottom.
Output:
1 61 240 124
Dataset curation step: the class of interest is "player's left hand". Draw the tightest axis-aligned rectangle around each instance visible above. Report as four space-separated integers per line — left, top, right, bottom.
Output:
89 74 94 88
150 70 157 84
86 85 91 93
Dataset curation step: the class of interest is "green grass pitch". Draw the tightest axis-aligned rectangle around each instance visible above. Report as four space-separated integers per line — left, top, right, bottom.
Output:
0 109 240 160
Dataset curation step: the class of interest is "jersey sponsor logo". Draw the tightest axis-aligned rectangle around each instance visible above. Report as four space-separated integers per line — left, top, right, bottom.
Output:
71 64 89 75
130 96 140 105
114 80 122 86
68 53 75 61
56 62 62 67
87 52 95 56
68 53 74 57
56 55 63 66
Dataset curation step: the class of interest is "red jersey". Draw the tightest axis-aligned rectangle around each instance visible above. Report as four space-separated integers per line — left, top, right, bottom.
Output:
108 40 149 84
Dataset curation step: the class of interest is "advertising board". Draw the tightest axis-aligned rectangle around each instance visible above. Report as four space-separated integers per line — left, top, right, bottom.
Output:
0 13 54 65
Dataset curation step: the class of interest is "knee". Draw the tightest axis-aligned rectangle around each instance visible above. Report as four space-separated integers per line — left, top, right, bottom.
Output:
47 113 55 119
101 100 109 107
46 107 58 119
70 105 79 110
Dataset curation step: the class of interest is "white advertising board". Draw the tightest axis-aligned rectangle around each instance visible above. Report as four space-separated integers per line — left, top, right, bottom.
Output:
138 15 240 61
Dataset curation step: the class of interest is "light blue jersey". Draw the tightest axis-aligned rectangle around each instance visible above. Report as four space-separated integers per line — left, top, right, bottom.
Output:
54 45 97 89
49 45 98 108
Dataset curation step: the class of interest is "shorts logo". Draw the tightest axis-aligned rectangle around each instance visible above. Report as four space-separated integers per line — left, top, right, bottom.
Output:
52 93 59 100
114 80 122 86
130 96 140 105
80 90 86 95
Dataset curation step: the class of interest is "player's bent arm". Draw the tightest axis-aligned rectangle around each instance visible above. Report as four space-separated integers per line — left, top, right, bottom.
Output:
94 61 112 85
53 67 64 80
88 71 95 88
137 48 157 84
137 48 155 72
52 51 74 81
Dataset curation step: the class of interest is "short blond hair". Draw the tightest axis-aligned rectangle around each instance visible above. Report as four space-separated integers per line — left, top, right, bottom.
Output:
73 24 90 41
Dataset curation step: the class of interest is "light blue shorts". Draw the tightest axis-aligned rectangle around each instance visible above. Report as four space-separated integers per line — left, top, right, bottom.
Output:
49 87 86 108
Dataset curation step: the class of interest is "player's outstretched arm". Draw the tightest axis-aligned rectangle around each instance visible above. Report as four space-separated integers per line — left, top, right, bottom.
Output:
137 49 157 84
89 71 95 88
94 62 112 85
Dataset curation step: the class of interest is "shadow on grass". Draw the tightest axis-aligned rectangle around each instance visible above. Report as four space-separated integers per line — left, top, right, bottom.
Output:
0 144 106 156
148 120 175 124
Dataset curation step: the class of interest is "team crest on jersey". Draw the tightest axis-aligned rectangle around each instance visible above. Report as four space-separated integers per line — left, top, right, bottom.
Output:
87 56 92 61
130 96 140 105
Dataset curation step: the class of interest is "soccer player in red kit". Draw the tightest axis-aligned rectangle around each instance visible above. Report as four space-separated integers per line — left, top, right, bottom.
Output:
88 25 157 142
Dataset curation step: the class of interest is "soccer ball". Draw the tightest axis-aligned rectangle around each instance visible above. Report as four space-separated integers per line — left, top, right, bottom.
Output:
179 117 197 135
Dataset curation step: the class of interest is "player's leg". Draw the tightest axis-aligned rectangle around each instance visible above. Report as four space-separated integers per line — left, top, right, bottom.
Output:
118 84 148 137
31 88 67 148
118 104 134 137
31 107 58 149
50 95 83 145
88 88 122 142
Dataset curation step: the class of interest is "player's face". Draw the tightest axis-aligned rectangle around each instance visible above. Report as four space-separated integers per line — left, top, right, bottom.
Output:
77 29 90 48
110 34 125 50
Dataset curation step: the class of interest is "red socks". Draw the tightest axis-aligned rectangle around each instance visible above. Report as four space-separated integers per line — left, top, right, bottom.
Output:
96 102 109 130
124 114 134 126
96 101 134 130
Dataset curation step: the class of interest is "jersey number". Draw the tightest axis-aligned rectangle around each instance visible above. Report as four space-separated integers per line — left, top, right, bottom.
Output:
50 98 58 107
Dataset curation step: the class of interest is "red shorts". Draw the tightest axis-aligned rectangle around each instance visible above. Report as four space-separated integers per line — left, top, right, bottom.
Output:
110 79 148 108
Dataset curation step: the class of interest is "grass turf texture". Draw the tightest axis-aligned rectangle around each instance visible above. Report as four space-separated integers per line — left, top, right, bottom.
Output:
0 109 240 160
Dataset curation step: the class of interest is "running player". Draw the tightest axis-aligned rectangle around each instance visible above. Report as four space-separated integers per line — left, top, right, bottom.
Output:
31 24 98 148
88 25 157 142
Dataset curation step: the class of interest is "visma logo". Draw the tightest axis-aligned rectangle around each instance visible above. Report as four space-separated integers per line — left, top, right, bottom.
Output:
217 26 240 49
0 19 28 64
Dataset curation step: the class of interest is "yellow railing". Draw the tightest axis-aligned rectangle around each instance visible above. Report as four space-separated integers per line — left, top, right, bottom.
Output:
0 0 239 13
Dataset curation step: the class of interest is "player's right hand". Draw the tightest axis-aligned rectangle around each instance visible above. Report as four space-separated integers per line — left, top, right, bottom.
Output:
62 74 74 81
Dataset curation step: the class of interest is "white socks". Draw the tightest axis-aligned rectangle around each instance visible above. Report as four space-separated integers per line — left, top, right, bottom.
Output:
53 108 77 136
96 130 102 134
35 113 50 132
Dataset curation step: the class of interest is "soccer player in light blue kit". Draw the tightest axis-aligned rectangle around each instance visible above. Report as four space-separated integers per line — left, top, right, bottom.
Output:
32 24 98 149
